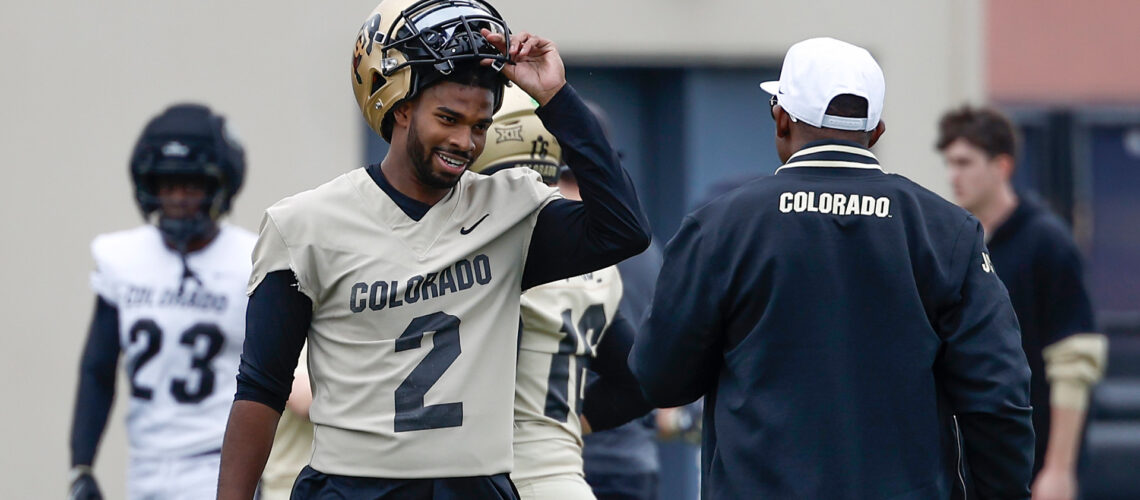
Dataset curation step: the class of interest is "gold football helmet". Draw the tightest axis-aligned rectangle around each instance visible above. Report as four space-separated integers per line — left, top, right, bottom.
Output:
469 84 562 184
351 0 511 142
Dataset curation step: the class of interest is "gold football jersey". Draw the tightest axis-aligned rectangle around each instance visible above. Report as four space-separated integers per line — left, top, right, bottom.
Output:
512 267 623 482
248 167 560 478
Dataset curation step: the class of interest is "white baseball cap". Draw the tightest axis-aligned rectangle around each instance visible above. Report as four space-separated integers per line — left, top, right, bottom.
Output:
760 37 885 132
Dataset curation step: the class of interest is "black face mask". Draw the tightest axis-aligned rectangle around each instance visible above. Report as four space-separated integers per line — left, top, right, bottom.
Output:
384 0 511 77
157 211 216 253
146 181 222 294
139 173 221 250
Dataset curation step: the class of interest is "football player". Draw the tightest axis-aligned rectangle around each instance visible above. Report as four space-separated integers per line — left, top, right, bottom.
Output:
469 86 652 500
68 104 254 500
216 0 650 499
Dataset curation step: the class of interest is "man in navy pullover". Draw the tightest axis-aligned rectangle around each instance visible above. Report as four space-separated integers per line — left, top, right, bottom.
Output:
630 37 1035 500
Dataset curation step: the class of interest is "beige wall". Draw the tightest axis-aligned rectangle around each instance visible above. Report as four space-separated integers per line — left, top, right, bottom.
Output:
0 1 981 497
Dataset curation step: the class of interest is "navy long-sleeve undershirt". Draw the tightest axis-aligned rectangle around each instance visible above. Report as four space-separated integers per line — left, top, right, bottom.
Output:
233 271 312 413
70 297 121 467
235 83 650 413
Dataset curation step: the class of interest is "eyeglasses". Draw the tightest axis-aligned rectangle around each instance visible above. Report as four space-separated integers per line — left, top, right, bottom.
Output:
769 95 797 123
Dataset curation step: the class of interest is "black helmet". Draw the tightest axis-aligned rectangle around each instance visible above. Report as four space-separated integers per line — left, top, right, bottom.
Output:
129 103 245 252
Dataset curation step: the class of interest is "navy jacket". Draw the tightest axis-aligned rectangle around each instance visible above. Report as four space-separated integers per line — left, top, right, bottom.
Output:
631 141 1034 500
987 193 1095 473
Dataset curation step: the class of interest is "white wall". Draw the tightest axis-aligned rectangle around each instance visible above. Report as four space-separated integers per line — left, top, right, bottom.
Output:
0 1 982 497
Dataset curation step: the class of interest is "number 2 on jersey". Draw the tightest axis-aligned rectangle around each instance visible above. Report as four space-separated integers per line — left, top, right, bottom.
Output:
126 320 225 403
394 312 463 432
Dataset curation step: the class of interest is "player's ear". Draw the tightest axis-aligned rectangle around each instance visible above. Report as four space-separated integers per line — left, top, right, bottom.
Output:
393 101 414 129
868 120 886 147
775 106 793 139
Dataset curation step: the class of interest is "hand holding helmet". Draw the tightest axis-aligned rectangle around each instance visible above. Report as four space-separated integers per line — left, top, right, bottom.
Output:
480 29 565 107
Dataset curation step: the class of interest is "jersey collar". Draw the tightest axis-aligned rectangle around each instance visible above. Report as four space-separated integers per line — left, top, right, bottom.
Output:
775 140 883 174
348 167 464 257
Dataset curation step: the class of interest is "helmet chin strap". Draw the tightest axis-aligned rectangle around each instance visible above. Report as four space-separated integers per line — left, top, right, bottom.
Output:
158 215 212 295
174 241 202 297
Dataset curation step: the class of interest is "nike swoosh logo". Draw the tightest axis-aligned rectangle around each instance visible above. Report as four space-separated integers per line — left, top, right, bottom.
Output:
460 214 490 235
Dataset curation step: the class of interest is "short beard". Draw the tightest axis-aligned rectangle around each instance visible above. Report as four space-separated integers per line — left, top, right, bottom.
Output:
406 114 461 190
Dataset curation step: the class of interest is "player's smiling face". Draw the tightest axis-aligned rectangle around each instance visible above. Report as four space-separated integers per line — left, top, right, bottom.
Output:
405 81 495 189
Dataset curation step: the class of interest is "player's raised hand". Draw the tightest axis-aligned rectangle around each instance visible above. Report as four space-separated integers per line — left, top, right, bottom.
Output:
481 29 566 106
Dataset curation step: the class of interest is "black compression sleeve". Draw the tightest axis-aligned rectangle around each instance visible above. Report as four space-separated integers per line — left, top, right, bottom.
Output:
522 85 651 290
234 270 312 413
70 297 121 467
582 310 654 431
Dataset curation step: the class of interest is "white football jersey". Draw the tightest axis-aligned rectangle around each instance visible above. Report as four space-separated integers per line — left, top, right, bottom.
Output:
512 267 623 482
89 224 255 458
248 167 560 478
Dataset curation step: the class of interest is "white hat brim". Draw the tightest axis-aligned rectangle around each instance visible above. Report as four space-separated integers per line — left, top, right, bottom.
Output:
759 81 780 95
